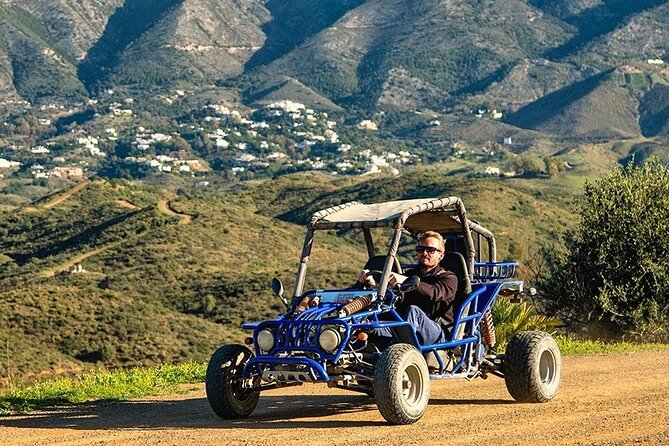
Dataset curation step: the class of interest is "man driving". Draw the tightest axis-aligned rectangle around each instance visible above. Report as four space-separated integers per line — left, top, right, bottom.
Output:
358 231 458 345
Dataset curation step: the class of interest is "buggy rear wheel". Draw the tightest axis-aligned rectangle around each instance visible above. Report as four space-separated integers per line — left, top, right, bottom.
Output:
373 343 430 424
504 331 562 403
206 344 259 419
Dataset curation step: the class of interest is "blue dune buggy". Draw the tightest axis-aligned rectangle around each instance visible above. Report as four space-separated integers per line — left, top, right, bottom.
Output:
206 197 562 424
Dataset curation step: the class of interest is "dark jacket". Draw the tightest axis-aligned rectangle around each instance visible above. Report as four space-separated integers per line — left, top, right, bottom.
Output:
397 265 458 324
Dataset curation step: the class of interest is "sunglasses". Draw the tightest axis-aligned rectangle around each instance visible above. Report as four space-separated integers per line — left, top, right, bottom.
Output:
416 245 442 254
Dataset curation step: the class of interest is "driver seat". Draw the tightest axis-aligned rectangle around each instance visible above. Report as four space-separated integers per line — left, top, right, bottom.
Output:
439 252 472 340
425 251 473 372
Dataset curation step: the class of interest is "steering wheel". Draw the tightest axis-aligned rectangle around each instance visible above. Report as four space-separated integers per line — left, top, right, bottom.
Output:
366 269 404 292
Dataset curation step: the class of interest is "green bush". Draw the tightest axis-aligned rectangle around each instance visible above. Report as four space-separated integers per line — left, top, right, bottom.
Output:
492 297 560 350
536 160 669 341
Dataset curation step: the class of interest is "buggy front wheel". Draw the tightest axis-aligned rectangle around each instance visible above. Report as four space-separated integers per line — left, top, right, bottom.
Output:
373 343 430 424
206 344 260 419
504 331 562 403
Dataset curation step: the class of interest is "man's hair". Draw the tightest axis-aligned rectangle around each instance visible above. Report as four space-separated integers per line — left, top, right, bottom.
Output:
419 231 445 252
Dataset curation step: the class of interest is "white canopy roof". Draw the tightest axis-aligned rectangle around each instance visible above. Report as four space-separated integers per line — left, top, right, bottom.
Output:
309 197 465 233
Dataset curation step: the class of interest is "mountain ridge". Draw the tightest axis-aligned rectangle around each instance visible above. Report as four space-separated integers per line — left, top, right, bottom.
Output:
0 1 666 116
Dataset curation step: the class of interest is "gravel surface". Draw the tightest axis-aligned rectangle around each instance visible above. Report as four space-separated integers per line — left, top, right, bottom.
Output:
1 351 667 446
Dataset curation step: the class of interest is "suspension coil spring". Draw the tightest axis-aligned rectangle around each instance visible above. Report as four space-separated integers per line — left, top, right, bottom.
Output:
481 309 496 347
339 296 372 317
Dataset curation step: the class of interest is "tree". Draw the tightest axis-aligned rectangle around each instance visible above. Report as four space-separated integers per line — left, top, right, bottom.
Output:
536 160 669 341
543 156 560 178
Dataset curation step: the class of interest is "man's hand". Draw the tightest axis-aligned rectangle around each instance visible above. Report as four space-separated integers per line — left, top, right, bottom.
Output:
357 269 377 288
388 273 398 288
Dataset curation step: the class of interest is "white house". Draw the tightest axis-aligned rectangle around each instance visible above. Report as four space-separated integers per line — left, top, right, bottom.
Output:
336 161 353 171
0 158 20 168
266 100 305 114
90 147 105 157
151 133 171 143
215 138 230 148
484 166 501 176
357 119 378 130
236 153 256 162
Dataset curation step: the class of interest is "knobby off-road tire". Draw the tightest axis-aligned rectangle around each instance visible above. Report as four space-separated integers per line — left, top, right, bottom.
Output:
373 343 430 424
504 331 562 403
206 344 260 419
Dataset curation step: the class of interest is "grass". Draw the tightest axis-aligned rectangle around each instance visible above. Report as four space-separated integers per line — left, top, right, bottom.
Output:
0 362 205 414
1 339 666 414
555 336 668 356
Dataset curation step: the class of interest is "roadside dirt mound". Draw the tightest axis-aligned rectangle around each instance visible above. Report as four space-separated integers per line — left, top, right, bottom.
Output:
0 351 666 446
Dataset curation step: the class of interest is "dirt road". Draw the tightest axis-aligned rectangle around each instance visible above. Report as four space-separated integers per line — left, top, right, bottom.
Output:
157 199 193 224
116 200 140 210
44 181 90 209
40 247 106 278
1 351 667 446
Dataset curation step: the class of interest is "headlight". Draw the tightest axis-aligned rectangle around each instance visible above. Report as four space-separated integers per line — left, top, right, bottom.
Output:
318 327 341 353
256 329 274 353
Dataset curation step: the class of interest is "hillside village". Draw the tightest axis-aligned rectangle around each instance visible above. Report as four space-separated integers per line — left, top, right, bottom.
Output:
0 94 435 186
2 68 666 197
0 0 666 200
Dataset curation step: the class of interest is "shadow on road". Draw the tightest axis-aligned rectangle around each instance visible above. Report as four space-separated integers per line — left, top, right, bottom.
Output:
0 394 387 430
429 398 514 406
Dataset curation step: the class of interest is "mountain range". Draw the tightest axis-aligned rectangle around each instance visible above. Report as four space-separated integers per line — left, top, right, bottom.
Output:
1 0 669 139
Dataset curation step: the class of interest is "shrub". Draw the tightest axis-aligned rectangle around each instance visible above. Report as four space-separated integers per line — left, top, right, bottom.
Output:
492 296 560 350
536 160 669 341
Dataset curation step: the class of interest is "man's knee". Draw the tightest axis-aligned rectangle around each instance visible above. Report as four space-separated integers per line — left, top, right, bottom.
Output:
402 305 426 324
403 305 445 345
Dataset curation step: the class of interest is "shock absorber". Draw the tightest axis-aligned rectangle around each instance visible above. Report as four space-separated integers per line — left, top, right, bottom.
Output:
338 295 372 317
481 309 496 347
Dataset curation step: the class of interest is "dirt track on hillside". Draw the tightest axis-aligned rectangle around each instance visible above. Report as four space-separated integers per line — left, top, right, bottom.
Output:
43 181 90 209
157 199 193 224
40 247 106 278
1 351 667 446
116 200 140 210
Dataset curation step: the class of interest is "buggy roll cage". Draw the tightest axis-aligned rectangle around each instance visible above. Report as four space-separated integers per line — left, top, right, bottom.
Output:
292 197 498 301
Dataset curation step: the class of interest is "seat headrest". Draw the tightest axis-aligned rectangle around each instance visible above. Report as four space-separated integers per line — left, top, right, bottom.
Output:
364 255 401 273
440 252 472 297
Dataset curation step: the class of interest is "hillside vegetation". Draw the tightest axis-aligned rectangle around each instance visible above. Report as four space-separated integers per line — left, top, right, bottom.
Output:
1 0 668 389
506 66 669 138
0 169 584 381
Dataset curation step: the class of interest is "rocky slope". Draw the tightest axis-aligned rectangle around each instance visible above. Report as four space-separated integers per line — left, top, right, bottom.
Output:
0 0 668 137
